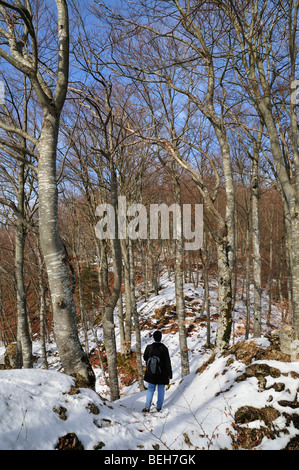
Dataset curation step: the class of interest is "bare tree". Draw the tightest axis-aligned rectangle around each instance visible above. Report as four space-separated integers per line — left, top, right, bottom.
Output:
95 0 236 351
67 75 124 400
218 0 299 347
0 73 37 368
0 0 95 386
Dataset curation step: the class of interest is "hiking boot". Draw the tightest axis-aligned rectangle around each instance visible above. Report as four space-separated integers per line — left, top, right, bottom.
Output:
156 408 161 412
142 407 150 412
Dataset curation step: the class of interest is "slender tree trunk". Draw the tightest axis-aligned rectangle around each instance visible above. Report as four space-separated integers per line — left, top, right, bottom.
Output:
286 240 293 310
129 239 145 391
251 144 262 338
76 257 89 354
277 240 284 317
121 239 132 356
215 241 233 352
102 311 119 400
71 224 89 354
140 240 149 300
92 327 108 386
166 141 234 351
15 162 32 369
231 208 239 315
223 1 299 354
245 219 251 340
102 167 122 401
117 293 126 355
202 231 211 348
172 167 189 377
15 222 32 369
37 244 48 369
0 0 95 384
267 229 273 323
38 109 95 387
288 3 299 333
15 81 33 368
290 215 299 331
214 135 235 351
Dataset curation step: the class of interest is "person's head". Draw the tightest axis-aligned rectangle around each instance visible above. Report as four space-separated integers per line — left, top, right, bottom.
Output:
153 330 162 342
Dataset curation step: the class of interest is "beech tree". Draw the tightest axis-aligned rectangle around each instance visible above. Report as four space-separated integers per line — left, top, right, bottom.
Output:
66 77 125 400
216 0 299 350
132 79 191 375
94 0 236 351
0 78 37 368
0 0 94 386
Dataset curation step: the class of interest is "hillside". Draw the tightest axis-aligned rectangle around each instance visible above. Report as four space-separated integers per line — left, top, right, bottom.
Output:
0 274 298 451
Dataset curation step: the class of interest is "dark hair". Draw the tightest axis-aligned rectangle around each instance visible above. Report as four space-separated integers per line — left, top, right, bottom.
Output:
153 330 162 342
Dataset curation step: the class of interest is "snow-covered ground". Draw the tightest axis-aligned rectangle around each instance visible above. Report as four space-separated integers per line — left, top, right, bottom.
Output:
0 273 298 450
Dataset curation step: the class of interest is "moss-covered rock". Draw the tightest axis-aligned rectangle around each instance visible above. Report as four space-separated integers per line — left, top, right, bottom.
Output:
53 406 67 421
86 402 100 415
235 405 281 426
94 441 105 450
55 432 84 450
283 435 299 450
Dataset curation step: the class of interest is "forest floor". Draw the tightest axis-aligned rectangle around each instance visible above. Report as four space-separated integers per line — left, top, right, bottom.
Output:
0 272 298 450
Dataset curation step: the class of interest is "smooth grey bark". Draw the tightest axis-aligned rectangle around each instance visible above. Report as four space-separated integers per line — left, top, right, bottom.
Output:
76 256 89 355
64 129 110 314
121 239 132 356
288 0 299 335
157 3 235 351
214 242 233 351
72 223 89 355
37 243 48 370
155 135 190 373
244 219 251 340
117 293 126 355
166 4 235 350
0 81 34 368
65 70 126 397
102 167 122 401
285 231 293 309
38 110 94 385
174 234 190 376
15 75 33 369
15 176 32 369
129 239 145 391
0 0 95 386
251 134 262 338
267 221 274 324
162 141 234 352
202 232 211 348
127 21 234 352
139 240 149 301
93 327 109 385
224 0 299 336
172 162 190 377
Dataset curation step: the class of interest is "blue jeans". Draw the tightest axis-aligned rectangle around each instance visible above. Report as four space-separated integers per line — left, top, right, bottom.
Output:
145 383 165 409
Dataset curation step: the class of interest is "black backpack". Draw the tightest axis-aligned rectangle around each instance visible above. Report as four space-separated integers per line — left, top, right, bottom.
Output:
146 355 161 375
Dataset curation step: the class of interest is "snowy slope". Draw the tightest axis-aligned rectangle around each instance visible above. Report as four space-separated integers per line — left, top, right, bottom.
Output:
0 274 298 450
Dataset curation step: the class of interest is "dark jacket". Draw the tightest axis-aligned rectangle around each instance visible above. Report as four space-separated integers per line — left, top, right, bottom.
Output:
143 341 172 385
